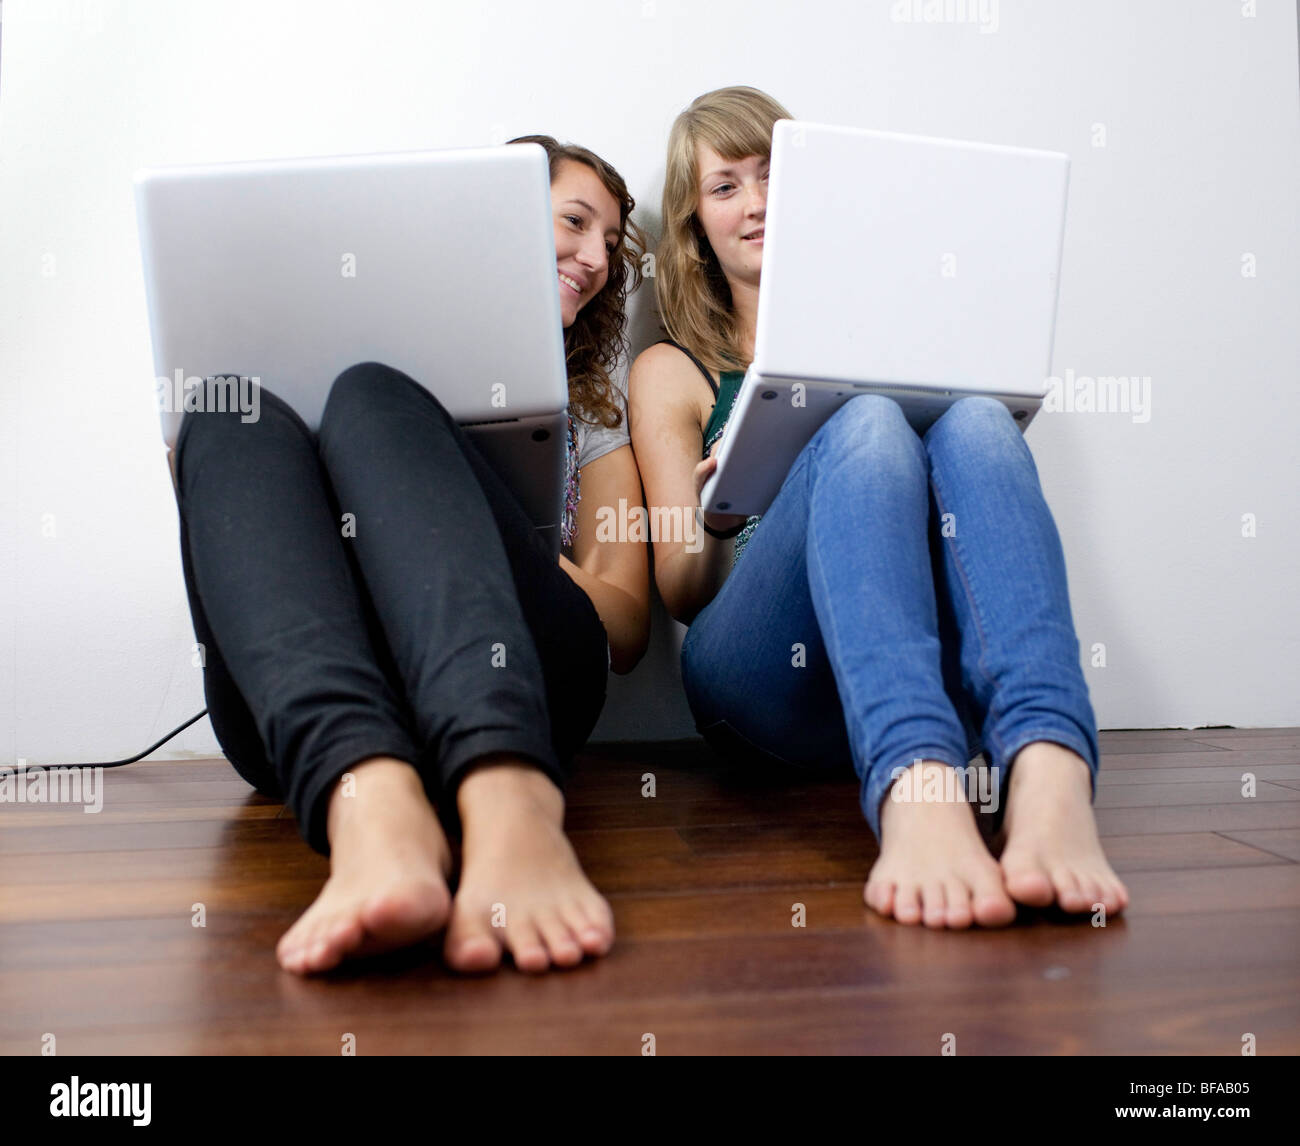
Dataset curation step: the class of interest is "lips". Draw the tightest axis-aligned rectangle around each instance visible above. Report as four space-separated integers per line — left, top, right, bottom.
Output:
558 271 586 295
742 228 764 242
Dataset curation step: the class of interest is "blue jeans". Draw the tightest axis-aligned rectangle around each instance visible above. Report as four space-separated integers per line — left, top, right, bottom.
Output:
680 394 1099 843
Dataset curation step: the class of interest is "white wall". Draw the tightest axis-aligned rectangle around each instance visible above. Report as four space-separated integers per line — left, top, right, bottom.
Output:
1 0 1297 767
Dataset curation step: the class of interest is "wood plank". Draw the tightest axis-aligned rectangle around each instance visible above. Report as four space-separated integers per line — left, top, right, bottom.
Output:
0 802 282 830
1095 735 1228 755
1183 727 1299 738
1217 828 1300 863
1078 831 1292 872
1095 801 1300 836
1191 736 1300 752
1 907 1296 1055
1098 763 1300 784
1093 780 1300 808
1098 748 1300 770
3 732 1298 1056
0 815 301 856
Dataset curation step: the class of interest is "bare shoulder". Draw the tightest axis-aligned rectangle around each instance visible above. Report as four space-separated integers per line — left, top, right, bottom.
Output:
629 342 714 427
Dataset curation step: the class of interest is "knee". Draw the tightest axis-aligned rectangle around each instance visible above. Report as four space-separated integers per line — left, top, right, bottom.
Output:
927 395 1013 441
924 396 1029 468
818 393 912 445
322 361 451 435
810 393 923 475
175 377 307 469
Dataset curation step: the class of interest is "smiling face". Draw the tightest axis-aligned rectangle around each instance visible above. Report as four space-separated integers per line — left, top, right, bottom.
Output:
694 143 768 290
551 158 622 329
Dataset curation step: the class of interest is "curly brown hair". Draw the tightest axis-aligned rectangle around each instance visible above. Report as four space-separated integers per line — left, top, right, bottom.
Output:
508 135 648 429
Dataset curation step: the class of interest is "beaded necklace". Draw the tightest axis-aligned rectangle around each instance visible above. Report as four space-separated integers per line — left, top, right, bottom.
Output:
562 410 579 548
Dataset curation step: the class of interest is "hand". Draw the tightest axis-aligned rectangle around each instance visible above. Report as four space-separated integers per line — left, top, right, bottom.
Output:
693 440 749 535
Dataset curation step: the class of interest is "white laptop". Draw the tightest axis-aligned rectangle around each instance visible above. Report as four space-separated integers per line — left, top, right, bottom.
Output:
134 144 569 552
701 120 1070 518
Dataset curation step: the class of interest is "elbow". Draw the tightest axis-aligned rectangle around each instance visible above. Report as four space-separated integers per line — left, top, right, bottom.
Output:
609 612 650 676
659 596 694 628
609 648 642 676
655 574 702 629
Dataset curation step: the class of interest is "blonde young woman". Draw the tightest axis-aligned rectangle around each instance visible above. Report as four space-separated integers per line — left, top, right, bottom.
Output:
172 137 649 974
629 87 1129 929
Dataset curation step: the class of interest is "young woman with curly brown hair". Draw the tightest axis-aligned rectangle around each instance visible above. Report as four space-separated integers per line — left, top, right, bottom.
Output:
170 136 650 975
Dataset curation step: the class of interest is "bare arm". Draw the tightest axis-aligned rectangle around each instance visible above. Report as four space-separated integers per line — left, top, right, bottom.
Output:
560 443 650 674
627 343 749 625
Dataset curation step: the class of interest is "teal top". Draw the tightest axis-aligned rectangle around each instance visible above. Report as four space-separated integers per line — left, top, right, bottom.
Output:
657 340 761 565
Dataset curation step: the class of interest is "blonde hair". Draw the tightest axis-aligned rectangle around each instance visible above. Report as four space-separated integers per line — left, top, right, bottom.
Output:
656 86 793 374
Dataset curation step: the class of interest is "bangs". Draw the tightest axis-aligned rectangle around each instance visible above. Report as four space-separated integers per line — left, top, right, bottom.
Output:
689 104 780 164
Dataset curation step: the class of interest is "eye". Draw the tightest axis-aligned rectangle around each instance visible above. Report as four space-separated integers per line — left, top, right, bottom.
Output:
605 241 617 256
564 214 582 227
710 182 734 196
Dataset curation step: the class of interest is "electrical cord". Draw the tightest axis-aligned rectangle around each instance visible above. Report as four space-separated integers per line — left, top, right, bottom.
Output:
78 709 210 768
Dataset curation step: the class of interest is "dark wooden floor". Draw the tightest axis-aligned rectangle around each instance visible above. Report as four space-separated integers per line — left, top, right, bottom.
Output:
1 728 1298 1054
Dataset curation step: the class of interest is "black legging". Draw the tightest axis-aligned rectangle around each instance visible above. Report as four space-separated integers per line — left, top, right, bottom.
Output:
173 361 609 855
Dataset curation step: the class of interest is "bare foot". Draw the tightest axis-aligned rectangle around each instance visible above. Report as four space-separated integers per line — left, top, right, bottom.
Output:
996 741 1130 917
276 757 453 975
864 759 1017 929
444 758 614 973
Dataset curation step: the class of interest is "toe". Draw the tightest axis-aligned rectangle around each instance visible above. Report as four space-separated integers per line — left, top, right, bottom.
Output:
943 880 973 929
1095 873 1126 917
1115 877 1131 912
862 874 882 913
536 912 584 967
322 913 366 957
876 882 897 918
1051 866 1087 912
506 919 550 973
278 940 307 974
303 938 338 974
360 881 449 944
565 900 613 957
278 914 329 973
922 881 947 929
1076 874 1106 914
1001 852 1054 907
972 869 1017 927
444 904 503 973
865 876 896 917
893 884 921 925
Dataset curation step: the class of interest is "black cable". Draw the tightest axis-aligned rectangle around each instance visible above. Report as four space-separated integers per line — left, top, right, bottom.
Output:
78 709 210 768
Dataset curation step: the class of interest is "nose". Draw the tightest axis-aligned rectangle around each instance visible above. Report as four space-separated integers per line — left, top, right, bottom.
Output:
575 231 609 276
745 180 766 217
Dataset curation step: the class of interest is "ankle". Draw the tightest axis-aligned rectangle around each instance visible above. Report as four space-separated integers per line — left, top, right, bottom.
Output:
885 758 971 808
325 756 424 840
456 755 563 827
878 758 973 834
1009 742 1092 792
